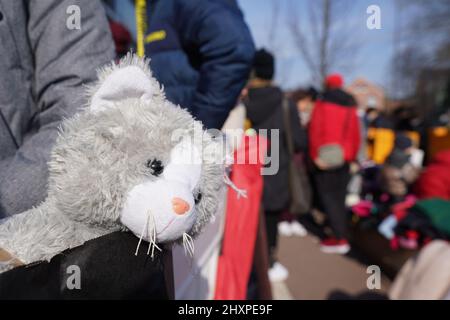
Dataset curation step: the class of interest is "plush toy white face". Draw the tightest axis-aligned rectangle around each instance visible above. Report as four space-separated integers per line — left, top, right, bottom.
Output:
120 137 203 243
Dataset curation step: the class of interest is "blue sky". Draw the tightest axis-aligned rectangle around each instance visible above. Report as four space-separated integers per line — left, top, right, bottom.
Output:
237 0 397 90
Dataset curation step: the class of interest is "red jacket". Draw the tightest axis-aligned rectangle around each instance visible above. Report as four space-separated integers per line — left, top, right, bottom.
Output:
309 89 360 163
414 149 450 200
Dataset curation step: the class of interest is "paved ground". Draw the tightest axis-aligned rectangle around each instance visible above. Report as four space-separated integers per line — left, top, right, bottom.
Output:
273 233 391 300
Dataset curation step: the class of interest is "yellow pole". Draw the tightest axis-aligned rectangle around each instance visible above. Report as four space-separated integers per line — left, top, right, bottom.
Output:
135 0 147 57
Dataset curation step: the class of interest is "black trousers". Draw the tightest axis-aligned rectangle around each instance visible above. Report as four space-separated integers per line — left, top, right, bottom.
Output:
265 210 282 267
312 164 351 240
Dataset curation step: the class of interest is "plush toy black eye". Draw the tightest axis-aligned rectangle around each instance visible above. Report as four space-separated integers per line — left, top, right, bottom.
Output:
146 159 164 176
194 192 202 204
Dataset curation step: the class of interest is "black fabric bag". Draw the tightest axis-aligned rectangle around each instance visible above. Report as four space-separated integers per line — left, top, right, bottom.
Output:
0 232 170 299
282 99 312 215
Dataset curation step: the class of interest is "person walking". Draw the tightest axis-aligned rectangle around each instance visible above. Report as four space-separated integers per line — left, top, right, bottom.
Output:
244 49 307 281
308 74 361 254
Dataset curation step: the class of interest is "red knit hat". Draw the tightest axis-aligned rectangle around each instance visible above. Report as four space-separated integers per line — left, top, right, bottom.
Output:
325 73 344 89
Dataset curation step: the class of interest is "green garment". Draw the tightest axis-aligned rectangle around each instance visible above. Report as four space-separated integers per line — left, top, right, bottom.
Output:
413 198 450 235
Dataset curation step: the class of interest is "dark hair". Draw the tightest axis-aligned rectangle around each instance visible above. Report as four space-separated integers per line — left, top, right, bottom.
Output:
291 87 318 102
394 133 413 150
393 105 417 120
366 107 378 114
253 49 275 80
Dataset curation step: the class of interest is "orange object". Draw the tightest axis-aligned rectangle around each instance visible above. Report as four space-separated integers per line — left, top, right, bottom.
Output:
428 127 450 160
172 197 190 215
367 127 395 164
405 131 420 148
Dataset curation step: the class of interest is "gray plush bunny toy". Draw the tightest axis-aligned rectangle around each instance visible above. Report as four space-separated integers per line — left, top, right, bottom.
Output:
0 54 227 273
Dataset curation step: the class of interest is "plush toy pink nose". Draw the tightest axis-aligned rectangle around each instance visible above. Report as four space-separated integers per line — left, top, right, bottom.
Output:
172 197 190 215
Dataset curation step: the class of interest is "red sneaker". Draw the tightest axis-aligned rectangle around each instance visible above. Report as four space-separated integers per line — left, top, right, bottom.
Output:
320 238 350 254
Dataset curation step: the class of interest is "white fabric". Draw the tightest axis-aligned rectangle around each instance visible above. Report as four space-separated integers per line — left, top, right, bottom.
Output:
163 138 202 191
88 62 205 245
221 103 246 153
120 138 202 243
173 187 227 299
90 66 157 113
409 148 424 168
389 240 450 299
378 215 398 240
269 262 289 282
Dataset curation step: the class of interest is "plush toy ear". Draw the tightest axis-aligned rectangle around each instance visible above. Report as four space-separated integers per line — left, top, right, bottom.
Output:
89 54 162 113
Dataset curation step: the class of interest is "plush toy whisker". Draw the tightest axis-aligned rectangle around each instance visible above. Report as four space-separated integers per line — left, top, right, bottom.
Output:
182 232 195 258
223 173 247 199
134 210 162 258
147 213 161 259
134 213 149 256
146 213 153 256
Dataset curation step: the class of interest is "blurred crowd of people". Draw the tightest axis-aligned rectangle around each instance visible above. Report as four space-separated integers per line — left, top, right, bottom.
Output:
224 43 449 290
241 47 449 291
0 0 448 299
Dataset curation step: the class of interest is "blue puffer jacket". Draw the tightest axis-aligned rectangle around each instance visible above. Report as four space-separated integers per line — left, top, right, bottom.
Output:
143 0 255 129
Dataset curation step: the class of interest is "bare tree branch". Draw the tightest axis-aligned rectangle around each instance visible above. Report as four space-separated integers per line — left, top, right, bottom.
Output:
319 0 331 84
267 0 281 51
308 1 321 47
287 0 319 83
390 0 449 99
287 0 360 87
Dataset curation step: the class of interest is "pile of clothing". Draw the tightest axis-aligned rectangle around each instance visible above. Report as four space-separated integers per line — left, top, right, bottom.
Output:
392 198 450 250
353 147 450 251
352 197 450 250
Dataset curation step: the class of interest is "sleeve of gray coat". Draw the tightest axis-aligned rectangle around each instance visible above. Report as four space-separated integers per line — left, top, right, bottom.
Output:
0 0 115 217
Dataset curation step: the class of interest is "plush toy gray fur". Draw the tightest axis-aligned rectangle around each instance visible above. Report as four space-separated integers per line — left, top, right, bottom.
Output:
0 54 226 272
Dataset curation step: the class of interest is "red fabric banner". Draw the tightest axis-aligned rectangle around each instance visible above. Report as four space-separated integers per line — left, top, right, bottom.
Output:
214 135 266 300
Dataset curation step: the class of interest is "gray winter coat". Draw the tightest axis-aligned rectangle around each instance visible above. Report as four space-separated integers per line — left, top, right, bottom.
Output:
0 0 115 218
